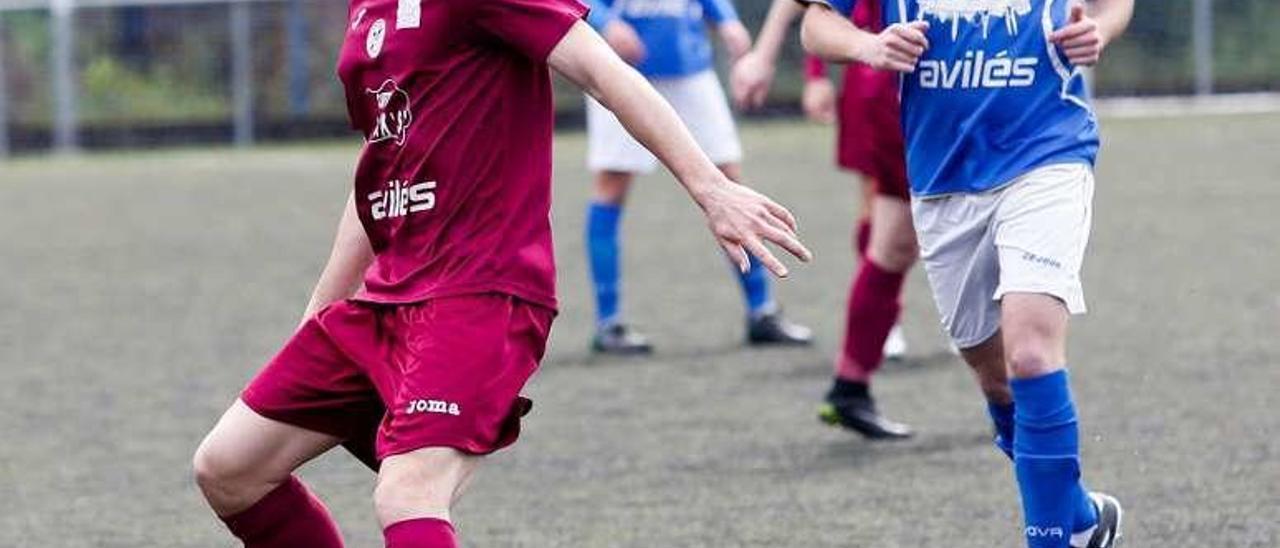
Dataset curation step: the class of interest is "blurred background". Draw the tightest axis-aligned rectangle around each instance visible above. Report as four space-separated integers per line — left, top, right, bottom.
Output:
0 0 1277 155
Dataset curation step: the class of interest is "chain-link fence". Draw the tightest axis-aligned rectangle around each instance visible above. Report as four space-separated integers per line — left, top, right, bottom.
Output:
1 0 1277 156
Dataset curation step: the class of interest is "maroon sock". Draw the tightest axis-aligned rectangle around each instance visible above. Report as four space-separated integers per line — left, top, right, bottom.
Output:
384 518 458 548
855 217 872 259
220 475 343 548
836 259 906 382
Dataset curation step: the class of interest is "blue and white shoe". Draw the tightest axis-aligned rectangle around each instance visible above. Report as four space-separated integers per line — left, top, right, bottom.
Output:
1072 492 1124 548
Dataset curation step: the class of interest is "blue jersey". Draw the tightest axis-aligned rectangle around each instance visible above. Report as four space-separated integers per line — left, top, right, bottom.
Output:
816 0 1099 196
587 0 739 78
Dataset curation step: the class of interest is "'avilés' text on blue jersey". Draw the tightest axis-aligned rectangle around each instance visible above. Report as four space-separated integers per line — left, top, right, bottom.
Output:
587 0 740 78
811 0 1099 196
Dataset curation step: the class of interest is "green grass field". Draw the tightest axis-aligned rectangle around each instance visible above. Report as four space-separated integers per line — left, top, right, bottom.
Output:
1 115 1278 547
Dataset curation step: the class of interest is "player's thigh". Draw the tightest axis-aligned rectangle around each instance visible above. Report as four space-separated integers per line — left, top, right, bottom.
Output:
586 95 658 174
1000 293 1070 378
661 71 742 166
374 447 482 526
194 399 341 514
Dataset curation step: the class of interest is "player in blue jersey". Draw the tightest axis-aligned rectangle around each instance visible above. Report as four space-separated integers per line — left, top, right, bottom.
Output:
584 0 814 354
799 0 1132 546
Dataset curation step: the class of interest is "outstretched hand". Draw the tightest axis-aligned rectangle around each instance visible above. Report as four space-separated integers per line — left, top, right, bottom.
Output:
1050 3 1106 66
695 180 812 277
868 21 930 73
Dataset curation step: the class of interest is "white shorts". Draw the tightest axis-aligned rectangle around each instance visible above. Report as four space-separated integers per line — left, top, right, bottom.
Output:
587 69 743 174
912 163 1095 349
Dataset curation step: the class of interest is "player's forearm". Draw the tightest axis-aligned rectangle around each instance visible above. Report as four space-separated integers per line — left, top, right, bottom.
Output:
303 192 374 320
552 22 725 200
751 0 802 63
800 5 876 64
1089 0 1134 46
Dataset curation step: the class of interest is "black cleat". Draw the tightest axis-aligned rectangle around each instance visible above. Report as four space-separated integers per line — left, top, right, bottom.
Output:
746 310 813 346
818 384 913 440
1074 492 1124 548
591 323 654 356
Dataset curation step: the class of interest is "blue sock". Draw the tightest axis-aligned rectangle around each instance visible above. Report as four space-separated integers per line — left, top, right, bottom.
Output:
988 401 1016 459
991 398 1096 535
1012 370 1098 547
586 202 623 327
735 255 773 317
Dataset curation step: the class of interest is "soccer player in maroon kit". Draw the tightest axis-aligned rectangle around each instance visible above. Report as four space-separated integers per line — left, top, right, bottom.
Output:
732 0 914 439
190 1 811 546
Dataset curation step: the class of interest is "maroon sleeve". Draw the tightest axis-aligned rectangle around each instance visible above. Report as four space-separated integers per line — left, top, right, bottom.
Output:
473 0 590 61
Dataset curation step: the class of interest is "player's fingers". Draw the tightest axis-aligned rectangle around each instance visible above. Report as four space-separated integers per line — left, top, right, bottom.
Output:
721 241 750 273
892 24 930 49
1064 44 1099 58
887 38 925 58
751 86 768 108
758 223 813 264
885 52 918 72
1050 22 1095 43
761 198 798 232
743 237 789 278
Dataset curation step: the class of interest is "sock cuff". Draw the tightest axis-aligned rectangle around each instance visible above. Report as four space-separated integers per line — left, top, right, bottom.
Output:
861 259 908 296
1011 369 1074 421
587 201 623 217
384 517 455 534
384 517 458 548
221 475 307 534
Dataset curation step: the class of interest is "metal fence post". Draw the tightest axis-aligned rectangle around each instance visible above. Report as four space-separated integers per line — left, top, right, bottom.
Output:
229 0 254 146
51 0 78 153
0 13 10 159
286 0 311 116
1192 0 1214 95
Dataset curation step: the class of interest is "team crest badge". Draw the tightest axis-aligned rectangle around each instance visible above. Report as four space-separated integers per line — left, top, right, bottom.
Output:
366 18 386 58
365 79 412 146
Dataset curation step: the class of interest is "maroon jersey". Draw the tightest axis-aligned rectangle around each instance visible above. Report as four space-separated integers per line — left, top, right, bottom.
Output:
337 0 588 310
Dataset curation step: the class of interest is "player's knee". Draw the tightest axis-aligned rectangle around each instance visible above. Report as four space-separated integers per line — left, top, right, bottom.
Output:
372 468 453 526
192 436 264 510
593 171 633 205
193 440 240 504
876 234 919 271
1006 343 1059 379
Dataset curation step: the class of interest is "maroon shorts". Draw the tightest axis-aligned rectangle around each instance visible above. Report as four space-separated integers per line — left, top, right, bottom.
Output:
837 64 909 200
241 293 554 468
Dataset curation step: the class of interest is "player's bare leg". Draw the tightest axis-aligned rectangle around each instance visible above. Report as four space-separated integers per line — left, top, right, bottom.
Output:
193 400 345 547
375 447 482 548
587 169 654 355
992 293 1114 547
822 193 916 439
718 162 813 346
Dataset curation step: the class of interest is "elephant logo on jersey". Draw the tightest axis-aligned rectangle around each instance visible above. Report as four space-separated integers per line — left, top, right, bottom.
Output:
917 0 1033 39
365 79 412 146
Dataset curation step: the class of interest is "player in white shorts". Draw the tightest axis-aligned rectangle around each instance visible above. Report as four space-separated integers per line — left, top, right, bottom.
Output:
584 0 813 354
799 0 1133 546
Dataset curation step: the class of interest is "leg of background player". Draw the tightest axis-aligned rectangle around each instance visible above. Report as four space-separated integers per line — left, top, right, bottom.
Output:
586 170 652 354
376 447 481 548
194 400 345 548
720 163 813 346
822 194 915 439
